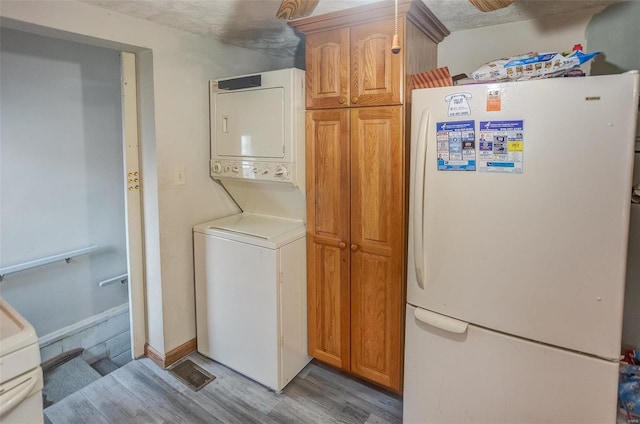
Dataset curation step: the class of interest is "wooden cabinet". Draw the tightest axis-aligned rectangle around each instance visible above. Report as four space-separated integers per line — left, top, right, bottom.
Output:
305 109 351 369
305 29 350 109
350 106 404 389
350 19 403 107
292 0 449 393
305 19 402 108
306 107 404 388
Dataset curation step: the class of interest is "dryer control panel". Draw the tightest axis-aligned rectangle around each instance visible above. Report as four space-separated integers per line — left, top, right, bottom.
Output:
210 68 305 190
210 160 294 184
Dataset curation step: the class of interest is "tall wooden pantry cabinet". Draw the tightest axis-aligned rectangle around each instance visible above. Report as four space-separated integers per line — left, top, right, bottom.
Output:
290 0 448 393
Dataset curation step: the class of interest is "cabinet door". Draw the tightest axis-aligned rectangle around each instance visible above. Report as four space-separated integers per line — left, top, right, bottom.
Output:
350 19 403 107
350 106 404 392
305 109 351 369
305 29 350 109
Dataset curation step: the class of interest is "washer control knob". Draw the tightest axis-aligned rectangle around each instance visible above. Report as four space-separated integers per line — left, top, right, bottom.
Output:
231 166 240 173
262 168 270 175
224 165 231 172
274 165 288 178
212 162 222 174
252 167 259 173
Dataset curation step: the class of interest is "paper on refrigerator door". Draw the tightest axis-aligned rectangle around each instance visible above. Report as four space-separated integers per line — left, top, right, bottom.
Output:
436 120 476 171
478 120 524 173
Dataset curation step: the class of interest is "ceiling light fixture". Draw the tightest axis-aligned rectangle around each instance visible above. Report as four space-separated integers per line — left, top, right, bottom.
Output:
276 0 319 20
468 0 516 12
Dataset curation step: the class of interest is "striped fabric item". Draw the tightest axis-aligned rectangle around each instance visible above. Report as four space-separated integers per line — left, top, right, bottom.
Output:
412 67 453 88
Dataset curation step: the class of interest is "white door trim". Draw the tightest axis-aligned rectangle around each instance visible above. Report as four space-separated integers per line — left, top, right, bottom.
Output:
120 51 146 358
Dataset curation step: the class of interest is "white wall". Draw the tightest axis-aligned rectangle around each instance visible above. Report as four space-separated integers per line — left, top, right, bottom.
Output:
437 11 593 77
0 0 286 355
0 27 129 337
587 0 640 74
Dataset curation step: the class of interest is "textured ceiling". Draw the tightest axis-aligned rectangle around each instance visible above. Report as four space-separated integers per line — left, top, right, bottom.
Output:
80 0 623 58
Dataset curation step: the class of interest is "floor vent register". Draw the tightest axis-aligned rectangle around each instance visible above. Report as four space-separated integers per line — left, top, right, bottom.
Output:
168 359 215 391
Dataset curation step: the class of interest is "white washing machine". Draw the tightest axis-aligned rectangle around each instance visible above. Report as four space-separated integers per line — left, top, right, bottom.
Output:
194 212 311 392
0 298 43 424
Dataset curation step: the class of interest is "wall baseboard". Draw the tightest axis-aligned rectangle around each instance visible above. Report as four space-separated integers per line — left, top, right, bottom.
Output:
165 338 197 367
144 343 165 368
145 338 197 368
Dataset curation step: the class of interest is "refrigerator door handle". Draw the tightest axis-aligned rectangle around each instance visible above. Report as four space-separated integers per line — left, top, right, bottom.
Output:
414 307 469 334
413 109 429 289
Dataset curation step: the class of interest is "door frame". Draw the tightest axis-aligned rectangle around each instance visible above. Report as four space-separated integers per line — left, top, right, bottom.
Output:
120 51 146 358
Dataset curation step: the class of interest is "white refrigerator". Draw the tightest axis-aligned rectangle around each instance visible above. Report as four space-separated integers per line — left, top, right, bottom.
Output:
404 72 640 423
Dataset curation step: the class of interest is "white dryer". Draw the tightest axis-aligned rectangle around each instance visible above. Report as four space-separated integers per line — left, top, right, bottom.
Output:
194 213 310 391
0 299 43 424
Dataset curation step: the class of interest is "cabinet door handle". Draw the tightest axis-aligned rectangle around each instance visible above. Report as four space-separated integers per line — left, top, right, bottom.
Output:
339 242 347 250
350 244 358 252
351 96 359 104
338 97 346 104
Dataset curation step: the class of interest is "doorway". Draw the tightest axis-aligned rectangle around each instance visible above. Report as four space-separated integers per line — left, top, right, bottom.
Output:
0 27 145 405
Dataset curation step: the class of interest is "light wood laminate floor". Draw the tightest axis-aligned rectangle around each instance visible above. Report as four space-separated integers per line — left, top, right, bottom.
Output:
44 353 403 424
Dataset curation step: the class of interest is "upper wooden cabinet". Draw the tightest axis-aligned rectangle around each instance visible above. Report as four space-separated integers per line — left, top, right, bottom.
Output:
350 18 403 107
305 19 402 108
291 0 449 110
305 28 350 108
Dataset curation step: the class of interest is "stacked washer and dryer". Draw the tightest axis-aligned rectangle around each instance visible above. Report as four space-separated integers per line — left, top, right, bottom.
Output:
194 68 310 391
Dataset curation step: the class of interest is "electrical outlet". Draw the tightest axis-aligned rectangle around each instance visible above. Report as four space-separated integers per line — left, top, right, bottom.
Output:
174 166 186 186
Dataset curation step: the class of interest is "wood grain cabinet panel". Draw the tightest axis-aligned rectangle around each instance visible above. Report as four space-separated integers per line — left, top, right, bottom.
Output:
350 106 403 390
304 20 402 109
306 109 351 369
306 106 404 391
350 19 403 107
305 29 350 109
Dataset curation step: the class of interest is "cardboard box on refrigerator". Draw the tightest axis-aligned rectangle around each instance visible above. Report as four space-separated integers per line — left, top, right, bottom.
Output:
412 66 453 88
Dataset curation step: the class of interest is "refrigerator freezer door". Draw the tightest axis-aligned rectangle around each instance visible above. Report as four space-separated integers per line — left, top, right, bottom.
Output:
408 74 639 360
404 304 619 424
